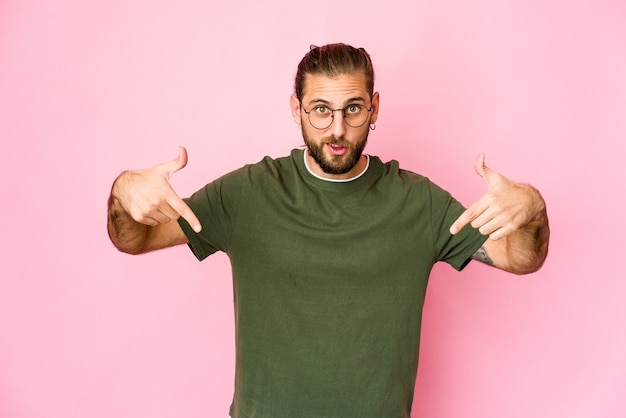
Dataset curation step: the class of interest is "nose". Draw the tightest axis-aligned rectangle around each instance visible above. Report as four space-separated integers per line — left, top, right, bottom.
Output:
329 110 347 137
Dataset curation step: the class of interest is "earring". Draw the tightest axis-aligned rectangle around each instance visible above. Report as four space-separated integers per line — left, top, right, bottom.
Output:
369 123 376 131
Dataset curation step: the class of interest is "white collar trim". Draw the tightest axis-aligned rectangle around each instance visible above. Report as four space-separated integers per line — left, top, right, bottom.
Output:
303 148 370 183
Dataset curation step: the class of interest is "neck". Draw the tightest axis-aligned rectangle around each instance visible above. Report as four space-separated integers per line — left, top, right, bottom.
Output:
304 149 369 182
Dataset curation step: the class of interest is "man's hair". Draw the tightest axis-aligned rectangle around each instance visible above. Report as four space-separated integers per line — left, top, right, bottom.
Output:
294 43 375 101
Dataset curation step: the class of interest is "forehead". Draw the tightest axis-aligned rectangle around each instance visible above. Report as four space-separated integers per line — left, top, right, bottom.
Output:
301 72 369 104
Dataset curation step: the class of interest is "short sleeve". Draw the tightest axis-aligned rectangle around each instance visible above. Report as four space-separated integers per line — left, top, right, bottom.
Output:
427 181 488 271
177 170 245 261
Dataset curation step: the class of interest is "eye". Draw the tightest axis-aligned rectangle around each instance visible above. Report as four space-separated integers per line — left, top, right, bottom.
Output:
315 106 329 115
346 104 361 114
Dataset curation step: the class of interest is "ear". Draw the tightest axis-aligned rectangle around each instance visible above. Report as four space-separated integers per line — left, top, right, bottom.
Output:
290 94 302 125
370 92 380 124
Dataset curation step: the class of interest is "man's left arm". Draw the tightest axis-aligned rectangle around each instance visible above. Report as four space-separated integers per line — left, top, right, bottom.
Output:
449 154 550 275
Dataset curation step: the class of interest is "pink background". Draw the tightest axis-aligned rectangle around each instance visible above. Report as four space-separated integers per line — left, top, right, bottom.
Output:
1 0 625 417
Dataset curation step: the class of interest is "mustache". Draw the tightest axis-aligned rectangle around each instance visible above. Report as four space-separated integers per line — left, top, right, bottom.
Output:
323 136 349 146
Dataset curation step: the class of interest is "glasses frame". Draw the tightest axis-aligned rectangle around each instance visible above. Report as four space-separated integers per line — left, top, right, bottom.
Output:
300 102 372 130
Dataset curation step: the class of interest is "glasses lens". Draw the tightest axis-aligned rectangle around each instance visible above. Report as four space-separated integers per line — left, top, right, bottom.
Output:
344 104 369 128
308 107 332 129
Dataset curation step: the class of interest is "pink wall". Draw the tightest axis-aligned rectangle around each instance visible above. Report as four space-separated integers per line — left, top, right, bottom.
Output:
1 0 625 417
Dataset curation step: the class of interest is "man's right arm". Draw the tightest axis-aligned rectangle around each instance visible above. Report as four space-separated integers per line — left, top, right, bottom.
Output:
106 147 202 255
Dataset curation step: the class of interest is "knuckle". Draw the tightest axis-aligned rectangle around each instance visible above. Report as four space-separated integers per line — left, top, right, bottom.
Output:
147 196 165 209
478 225 490 235
171 201 188 216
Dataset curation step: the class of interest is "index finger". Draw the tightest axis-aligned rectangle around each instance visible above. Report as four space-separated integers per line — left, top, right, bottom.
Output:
449 200 486 235
168 195 202 233
449 209 472 235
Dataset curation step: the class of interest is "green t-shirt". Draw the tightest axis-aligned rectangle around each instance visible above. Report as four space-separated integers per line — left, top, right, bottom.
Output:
179 149 488 418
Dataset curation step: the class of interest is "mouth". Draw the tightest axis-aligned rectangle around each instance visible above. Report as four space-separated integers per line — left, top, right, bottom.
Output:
327 143 348 156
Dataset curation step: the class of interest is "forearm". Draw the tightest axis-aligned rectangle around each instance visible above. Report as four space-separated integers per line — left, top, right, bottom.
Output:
106 149 197 255
107 192 152 255
501 202 550 274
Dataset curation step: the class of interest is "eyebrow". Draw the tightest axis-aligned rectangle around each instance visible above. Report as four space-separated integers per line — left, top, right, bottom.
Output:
307 96 368 107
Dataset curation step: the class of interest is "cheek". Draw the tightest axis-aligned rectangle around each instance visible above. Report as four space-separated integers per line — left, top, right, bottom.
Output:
347 127 369 142
302 123 324 140
300 125 316 145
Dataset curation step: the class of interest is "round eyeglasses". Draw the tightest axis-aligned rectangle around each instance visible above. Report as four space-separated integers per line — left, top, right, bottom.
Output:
301 103 372 130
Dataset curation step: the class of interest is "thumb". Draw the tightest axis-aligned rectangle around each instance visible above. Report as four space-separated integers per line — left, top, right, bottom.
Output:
474 153 487 179
474 153 499 186
162 146 189 180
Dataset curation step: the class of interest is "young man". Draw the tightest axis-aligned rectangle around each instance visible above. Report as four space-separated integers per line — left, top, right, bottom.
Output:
108 43 549 417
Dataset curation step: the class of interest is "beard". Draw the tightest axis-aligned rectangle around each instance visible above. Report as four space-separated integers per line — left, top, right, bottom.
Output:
302 129 369 175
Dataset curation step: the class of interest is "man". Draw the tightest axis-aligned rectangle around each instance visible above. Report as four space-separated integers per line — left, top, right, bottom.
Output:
107 43 549 418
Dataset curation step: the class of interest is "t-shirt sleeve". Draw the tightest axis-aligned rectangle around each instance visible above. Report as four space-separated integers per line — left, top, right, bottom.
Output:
177 170 243 261
428 181 489 271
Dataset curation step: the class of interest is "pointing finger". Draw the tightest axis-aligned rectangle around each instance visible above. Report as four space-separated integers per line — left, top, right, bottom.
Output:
168 194 202 233
449 198 489 235
449 210 471 235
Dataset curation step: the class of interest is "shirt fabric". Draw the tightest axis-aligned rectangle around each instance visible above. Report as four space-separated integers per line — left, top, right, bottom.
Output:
178 148 488 418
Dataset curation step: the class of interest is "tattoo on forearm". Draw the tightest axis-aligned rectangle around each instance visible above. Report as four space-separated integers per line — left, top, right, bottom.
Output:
473 246 494 266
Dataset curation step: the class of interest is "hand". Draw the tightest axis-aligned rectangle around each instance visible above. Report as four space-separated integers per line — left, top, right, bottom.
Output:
113 146 202 232
449 154 544 240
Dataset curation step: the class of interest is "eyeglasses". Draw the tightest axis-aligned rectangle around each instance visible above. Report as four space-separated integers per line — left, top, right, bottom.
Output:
300 103 372 130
